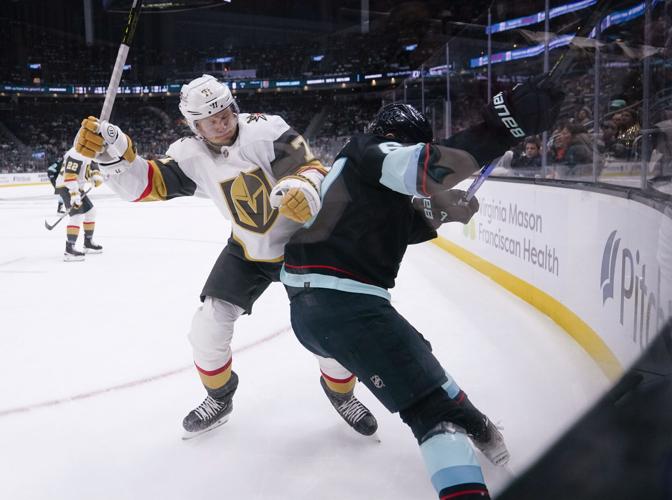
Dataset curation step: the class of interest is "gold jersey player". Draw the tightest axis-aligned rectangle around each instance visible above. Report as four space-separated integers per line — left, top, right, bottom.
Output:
72 75 377 439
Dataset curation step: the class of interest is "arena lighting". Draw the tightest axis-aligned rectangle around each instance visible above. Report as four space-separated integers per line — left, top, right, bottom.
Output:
487 0 597 34
470 34 573 68
28 63 42 70
473 0 664 68
207 57 233 63
404 44 418 52
311 55 325 62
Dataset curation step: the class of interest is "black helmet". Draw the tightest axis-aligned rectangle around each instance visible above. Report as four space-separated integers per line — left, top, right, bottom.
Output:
366 103 433 144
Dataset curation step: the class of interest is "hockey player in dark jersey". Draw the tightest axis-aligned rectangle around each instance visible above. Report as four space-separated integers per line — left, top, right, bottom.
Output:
71 75 377 439
46 159 65 213
281 79 564 499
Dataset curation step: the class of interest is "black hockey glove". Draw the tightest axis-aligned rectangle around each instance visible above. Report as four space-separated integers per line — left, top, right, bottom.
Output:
413 189 479 229
483 75 565 139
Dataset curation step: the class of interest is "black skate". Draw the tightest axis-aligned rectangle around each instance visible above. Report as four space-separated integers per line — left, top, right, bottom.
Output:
84 239 103 254
469 416 510 466
320 377 378 437
182 395 233 439
457 394 510 466
57 202 65 214
182 372 238 440
63 242 85 262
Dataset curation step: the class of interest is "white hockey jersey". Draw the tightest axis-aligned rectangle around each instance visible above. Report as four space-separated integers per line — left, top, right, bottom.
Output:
105 113 326 262
55 156 101 192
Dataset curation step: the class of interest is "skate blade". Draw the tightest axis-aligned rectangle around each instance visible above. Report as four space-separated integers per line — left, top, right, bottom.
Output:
63 254 85 262
367 432 381 443
181 414 231 440
84 248 103 254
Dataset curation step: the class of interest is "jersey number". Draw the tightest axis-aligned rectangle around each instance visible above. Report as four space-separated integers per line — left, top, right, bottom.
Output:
65 159 82 172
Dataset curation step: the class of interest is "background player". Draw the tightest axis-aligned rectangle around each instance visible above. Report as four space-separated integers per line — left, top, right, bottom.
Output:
46 158 65 214
53 156 104 261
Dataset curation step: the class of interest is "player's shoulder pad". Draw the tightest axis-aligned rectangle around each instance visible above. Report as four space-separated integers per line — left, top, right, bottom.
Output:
339 133 390 160
166 135 209 161
238 113 291 146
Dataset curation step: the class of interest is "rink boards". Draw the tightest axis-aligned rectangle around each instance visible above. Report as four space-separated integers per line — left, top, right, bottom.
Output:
438 179 671 379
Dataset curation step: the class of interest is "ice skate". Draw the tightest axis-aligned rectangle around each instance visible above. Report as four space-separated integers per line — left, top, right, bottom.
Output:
182 395 233 440
182 372 237 439
320 377 378 437
63 242 85 262
84 239 103 254
470 417 510 466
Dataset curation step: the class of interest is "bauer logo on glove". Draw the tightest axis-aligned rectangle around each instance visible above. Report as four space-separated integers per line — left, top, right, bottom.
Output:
269 174 322 224
75 116 136 163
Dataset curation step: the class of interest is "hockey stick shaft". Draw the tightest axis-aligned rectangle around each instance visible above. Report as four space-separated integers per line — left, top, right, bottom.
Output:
50 0 144 232
100 0 144 122
542 0 614 86
44 188 93 231
463 0 615 201
465 161 496 201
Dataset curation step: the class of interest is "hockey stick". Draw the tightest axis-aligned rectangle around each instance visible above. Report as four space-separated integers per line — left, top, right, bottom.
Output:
44 188 93 231
463 0 615 201
49 0 144 225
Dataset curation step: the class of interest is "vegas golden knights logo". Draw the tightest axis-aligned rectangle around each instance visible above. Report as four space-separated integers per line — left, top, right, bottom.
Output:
220 169 278 233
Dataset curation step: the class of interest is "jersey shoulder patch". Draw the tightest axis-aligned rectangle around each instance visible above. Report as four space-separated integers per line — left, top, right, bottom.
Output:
245 113 268 123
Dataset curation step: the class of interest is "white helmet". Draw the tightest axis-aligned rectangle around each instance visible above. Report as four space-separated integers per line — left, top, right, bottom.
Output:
178 74 239 137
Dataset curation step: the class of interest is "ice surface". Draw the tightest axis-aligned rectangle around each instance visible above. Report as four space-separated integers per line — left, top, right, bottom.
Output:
0 184 609 499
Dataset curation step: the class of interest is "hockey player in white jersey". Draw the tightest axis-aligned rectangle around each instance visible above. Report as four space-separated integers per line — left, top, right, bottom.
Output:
71 74 377 438
54 157 105 261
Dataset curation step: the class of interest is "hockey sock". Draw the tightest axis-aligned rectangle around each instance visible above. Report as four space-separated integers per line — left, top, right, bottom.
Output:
419 422 490 500
321 372 356 395
66 225 80 245
196 358 234 396
83 221 95 241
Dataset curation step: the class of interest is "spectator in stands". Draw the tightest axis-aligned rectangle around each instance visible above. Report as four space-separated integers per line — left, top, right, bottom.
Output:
573 106 592 130
511 136 542 169
615 109 641 160
549 122 592 172
599 119 621 157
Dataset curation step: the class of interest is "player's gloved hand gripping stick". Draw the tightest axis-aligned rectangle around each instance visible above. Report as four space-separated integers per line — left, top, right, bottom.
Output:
44 0 143 231
463 0 614 202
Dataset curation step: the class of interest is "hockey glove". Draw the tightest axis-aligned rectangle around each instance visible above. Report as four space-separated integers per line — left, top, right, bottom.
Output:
75 123 105 159
77 116 137 163
90 169 104 188
483 75 565 139
69 190 82 210
413 189 479 229
270 175 321 224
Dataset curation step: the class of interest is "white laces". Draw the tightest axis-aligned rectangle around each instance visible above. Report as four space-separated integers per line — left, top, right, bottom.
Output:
338 397 369 424
194 396 225 421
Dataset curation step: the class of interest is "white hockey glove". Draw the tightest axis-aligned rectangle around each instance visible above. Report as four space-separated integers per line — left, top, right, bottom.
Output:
69 190 82 210
76 116 136 163
270 174 321 224
90 169 104 188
